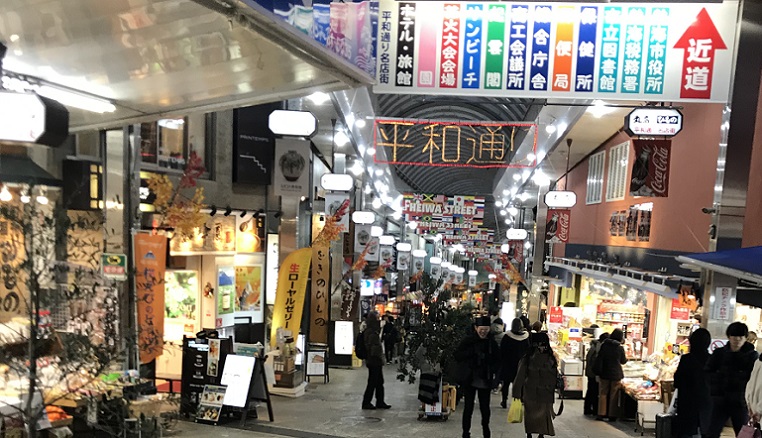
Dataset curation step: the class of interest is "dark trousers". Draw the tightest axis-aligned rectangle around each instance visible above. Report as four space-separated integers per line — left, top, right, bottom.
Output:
362 365 385 406
462 385 491 438
501 381 511 403
584 378 599 415
384 341 395 363
706 398 747 438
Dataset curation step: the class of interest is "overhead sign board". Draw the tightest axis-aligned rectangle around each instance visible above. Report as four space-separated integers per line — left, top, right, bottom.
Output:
0 91 69 146
624 108 683 137
506 228 529 240
375 1 739 103
403 193 485 231
544 190 578 208
268 110 317 137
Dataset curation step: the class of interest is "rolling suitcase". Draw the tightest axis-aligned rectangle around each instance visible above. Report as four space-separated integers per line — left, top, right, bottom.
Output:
656 413 675 438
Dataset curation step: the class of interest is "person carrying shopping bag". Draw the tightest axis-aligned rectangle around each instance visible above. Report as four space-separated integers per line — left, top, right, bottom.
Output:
512 332 559 438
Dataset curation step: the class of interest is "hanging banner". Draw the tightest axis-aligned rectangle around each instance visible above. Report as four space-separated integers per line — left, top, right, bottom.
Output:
412 255 425 272
325 193 350 232
375 1 739 103
379 245 394 268
270 248 312 348
340 281 360 321
366 237 380 262
454 271 464 284
630 139 672 197
402 193 485 231
507 241 525 264
468 275 477 287
442 228 493 244
545 209 571 244
670 299 690 320
134 234 167 364
430 263 441 279
375 120 536 169
310 245 330 344
397 251 411 271
549 306 563 324
354 224 372 253
274 138 310 198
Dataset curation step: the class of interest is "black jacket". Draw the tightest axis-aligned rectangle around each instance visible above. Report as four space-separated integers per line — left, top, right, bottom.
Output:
500 331 530 383
674 351 711 436
594 339 628 381
364 325 385 368
585 339 603 379
454 332 500 387
705 342 758 402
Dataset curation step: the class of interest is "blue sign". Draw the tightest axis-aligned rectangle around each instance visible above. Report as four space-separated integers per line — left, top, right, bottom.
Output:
529 5 551 91
574 6 598 92
462 4 484 89
507 5 530 90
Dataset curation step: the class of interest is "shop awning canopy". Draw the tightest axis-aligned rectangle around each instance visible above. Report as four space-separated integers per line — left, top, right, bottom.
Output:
676 247 762 287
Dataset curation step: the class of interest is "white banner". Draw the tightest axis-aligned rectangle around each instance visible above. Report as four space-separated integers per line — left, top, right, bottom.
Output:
430 264 441 279
397 251 411 271
412 256 425 272
325 193 350 233
354 224 372 253
376 1 739 102
274 138 310 197
366 237 380 262
379 245 394 268
468 275 477 287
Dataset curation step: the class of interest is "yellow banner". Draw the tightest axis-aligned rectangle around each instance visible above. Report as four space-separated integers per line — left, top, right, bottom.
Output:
134 234 167 364
270 247 312 348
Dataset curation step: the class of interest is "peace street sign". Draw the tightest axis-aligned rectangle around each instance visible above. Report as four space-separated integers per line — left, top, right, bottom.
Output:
375 1 739 102
624 108 683 137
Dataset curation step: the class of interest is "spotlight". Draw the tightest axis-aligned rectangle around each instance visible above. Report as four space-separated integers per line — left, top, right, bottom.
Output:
257 208 265 217
274 211 282 219
240 210 247 218
210 206 217 216
224 206 232 216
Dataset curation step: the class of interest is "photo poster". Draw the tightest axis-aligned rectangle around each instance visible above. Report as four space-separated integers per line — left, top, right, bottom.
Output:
617 211 627 236
625 208 638 241
609 211 618 237
207 339 221 377
221 354 256 408
306 351 327 376
638 210 652 242
197 385 226 423
235 266 263 313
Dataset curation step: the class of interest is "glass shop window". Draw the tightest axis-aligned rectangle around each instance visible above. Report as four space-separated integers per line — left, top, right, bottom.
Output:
140 114 210 176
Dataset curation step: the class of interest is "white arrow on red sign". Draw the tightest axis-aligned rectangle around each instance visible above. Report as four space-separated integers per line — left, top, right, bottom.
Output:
674 8 727 100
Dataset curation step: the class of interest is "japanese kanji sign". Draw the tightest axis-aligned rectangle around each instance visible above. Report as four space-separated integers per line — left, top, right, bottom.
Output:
270 248 312 348
134 234 167 364
403 193 485 231
310 245 330 344
374 119 536 168
375 1 738 102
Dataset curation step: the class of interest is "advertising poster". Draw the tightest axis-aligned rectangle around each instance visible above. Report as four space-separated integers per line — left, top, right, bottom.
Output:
273 138 310 198
235 266 263 312
630 140 672 198
171 216 236 254
306 351 327 376
545 209 571 244
626 208 638 241
325 193 350 232
609 211 619 237
366 237 380 262
221 355 256 408
197 385 225 422
638 210 653 242
236 215 265 253
164 270 199 339
207 339 221 377
354 224 372 253
216 268 235 327
270 248 312 348
379 245 394 268
713 287 732 321
670 299 690 320
134 234 167 364
396 251 410 271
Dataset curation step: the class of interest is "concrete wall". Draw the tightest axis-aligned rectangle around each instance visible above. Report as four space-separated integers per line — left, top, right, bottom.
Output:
563 103 724 254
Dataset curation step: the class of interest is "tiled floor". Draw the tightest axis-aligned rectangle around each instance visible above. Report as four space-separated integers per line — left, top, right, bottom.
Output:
177 366 733 438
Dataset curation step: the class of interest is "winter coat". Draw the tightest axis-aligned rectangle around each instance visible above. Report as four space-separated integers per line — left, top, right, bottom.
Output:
492 322 506 346
674 351 711 436
585 339 603 379
454 332 500 388
706 342 758 403
512 349 558 404
594 339 628 381
382 322 398 345
364 325 385 368
500 331 530 383
745 359 762 416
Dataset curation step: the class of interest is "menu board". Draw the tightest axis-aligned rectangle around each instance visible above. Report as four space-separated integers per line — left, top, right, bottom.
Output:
220 355 255 408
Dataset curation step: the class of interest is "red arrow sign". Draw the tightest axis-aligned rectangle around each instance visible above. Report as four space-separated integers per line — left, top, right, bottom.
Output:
674 8 727 100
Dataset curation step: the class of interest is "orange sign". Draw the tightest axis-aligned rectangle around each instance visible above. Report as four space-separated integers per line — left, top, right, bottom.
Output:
134 234 167 364
551 6 574 92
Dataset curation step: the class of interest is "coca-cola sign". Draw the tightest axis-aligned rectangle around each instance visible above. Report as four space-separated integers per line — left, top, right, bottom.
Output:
545 209 571 244
630 140 672 198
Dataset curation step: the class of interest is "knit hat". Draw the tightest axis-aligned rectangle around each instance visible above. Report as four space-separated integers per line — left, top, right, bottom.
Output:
475 316 491 327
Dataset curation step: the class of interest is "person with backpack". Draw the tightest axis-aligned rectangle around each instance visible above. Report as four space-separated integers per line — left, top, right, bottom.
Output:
584 332 609 416
361 311 391 410
513 332 560 438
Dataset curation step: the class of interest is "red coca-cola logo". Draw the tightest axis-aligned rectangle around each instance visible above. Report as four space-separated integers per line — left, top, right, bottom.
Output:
558 212 570 242
651 144 670 195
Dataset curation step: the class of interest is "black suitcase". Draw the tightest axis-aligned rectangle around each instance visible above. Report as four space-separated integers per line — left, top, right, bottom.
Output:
656 413 675 438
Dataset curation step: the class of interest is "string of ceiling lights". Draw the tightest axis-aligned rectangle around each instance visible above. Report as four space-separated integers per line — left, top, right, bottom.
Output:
205 206 282 219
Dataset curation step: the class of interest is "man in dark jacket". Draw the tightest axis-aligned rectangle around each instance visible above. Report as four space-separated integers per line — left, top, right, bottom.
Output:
362 311 391 410
674 328 712 438
584 332 609 416
594 328 627 421
454 316 500 438
705 322 758 438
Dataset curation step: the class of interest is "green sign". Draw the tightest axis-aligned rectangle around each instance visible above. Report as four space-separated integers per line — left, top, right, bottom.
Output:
101 253 127 280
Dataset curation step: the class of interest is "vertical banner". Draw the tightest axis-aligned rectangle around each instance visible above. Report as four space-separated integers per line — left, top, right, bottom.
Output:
417 1 438 87
645 8 669 94
274 138 310 198
328 2 351 61
630 139 672 197
134 234 167 364
713 286 732 321
529 5 552 91
439 3 461 88
379 245 394 268
341 271 361 321
396 2 416 87
354 224 372 253
484 4 506 90
506 4 529 90
430 263 441 279
397 251 411 271
366 237 380 262
574 6 598 92
551 6 574 92
462 4 483 89
626 207 638 241
599 7 622 93
621 7 646 94
325 193 350 232
412 255 425 272
454 270 464 284
310 245 330 344
545 209 571 244
270 248 312 348
468 274 477 287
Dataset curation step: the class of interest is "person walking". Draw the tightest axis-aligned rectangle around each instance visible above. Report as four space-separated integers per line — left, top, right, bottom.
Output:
382 315 399 364
705 322 758 438
491 318 506 345
673 328 712 438
513 332 559 438
362 311 391 410
500 318 530 408
746 347 762 424
454 316 500 438
584 332 609 416
594 328 627 421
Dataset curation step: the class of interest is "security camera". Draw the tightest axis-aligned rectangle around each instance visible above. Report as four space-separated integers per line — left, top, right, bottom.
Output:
701 207 716 214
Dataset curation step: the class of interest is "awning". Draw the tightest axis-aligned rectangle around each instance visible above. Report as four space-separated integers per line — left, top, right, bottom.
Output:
676 247 762 287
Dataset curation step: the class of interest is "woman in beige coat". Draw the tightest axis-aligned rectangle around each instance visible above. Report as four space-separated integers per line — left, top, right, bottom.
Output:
513 332 559 438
